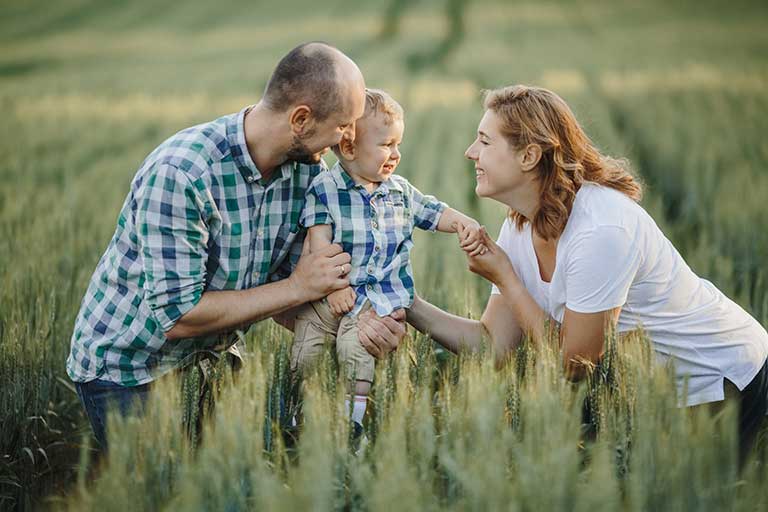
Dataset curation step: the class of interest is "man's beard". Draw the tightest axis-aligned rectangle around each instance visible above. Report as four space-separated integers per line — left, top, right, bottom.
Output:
286 132 323 165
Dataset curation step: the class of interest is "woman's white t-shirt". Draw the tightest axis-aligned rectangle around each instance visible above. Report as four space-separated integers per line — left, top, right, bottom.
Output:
491 183 768 406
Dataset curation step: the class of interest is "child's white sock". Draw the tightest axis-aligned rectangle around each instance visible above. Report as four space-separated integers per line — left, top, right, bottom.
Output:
345 395 368 425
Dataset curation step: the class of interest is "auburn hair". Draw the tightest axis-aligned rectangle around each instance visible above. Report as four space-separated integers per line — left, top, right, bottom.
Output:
482 85 643 240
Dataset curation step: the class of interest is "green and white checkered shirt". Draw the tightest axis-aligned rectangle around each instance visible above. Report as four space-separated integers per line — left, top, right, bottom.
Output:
67 106 324 386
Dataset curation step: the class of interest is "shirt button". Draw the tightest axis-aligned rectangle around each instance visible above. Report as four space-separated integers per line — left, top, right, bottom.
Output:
366 284 373 291
246 175 255 183
257 229 263 238
367 266 374 274
374 245 380 252
371 221 378 229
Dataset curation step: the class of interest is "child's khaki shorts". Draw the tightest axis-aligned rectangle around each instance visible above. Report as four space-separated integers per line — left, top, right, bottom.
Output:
290 299 375 383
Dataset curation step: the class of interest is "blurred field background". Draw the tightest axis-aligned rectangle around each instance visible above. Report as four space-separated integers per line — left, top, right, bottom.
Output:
2 0 768 510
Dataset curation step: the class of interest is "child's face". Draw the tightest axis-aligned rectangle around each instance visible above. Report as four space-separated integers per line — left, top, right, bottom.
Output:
350 115 404 184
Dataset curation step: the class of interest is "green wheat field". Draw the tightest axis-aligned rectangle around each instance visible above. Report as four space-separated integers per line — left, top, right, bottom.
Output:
2 0 768 510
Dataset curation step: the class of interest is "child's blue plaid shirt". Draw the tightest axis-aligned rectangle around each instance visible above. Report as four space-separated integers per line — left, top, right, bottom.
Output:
300 162 447 316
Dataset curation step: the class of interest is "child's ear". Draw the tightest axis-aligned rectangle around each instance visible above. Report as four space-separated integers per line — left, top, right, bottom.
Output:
338 136 356 160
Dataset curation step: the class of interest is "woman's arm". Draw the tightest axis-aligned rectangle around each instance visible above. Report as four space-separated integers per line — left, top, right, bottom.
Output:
484 263 614 379
560 308 618 379
467 227 616 379
408 294 522 362
407 294 484 352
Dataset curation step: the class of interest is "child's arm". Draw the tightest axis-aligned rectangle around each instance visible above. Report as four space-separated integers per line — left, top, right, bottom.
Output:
437 208 488 257
308 225 356 316
436 207 480 234
407 183 485 255
308 224 333 253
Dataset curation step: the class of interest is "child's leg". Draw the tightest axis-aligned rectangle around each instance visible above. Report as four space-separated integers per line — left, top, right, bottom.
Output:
336 304 376 425
290 300 342 377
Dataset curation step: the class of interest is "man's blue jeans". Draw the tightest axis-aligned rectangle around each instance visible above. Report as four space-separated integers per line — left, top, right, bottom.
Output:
75 378 152 450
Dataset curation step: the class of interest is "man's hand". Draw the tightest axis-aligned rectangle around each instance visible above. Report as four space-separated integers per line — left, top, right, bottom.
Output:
327 286 356 316
288 240 352 303
358 308 406 358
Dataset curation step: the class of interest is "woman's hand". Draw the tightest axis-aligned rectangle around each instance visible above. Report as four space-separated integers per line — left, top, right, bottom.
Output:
463 226 517 288
457 221 487 256
357 308 406 358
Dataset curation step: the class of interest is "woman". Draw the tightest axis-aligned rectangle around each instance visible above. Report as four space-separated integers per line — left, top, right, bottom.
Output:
406 85 768 461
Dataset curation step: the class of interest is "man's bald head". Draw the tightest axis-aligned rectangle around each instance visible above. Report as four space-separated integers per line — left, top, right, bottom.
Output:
263 42 363 121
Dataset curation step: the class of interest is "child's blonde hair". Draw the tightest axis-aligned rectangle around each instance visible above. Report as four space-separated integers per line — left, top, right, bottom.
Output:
332 88 403 158
363 88 403 124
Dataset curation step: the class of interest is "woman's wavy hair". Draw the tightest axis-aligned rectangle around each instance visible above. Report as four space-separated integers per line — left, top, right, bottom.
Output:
483 85 643 240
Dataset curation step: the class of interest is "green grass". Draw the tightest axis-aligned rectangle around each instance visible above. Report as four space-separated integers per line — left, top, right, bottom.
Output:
1 0 767 509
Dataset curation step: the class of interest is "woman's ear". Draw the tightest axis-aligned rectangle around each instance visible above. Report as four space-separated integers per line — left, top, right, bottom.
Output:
521 144 542 171
289 105 314 135
338 136 356 160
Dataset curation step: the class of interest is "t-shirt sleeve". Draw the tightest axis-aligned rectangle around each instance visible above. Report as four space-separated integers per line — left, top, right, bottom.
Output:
490 219 514 296
564 225 642 313
409 183 447 231
299 181 333 229
135 164 209 332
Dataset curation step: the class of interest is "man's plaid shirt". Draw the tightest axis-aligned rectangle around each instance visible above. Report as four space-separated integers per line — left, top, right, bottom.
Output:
300 162 446 317
67 106 324 386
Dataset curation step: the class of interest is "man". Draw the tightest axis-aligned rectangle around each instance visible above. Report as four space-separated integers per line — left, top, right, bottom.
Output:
67 42 405 448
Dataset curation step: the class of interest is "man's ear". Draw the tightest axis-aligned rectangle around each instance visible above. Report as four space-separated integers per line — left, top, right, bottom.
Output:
289 105 314 135
338 135 356 160
521 143 542 171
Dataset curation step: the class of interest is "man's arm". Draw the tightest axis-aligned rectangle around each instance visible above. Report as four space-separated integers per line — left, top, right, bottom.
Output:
135 164 351 341
167 241 350 340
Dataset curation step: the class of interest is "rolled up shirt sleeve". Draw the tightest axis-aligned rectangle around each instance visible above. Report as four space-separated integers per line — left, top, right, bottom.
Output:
299 183 333 229
409 183 447 231
135 163 209 332
564 225 642 313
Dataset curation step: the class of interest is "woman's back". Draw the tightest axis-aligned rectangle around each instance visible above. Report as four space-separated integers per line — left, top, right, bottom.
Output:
497 183 768 406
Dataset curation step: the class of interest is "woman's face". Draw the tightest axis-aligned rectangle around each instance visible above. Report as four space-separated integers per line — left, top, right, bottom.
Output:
464 109 533 202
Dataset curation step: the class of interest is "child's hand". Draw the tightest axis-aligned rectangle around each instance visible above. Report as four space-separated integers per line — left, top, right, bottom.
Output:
457 219 487 257
327 286 356 316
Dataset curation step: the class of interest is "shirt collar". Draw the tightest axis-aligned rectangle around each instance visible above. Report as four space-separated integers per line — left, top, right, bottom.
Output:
330 161 403 196
226 105 261 183
330 161 358 190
